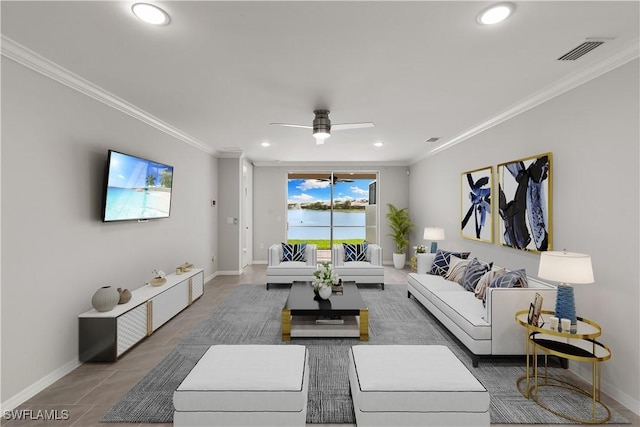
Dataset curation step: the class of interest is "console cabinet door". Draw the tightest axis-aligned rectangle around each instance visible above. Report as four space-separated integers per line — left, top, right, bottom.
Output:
190 272 204 302
151 279 189 331
116 303 148 357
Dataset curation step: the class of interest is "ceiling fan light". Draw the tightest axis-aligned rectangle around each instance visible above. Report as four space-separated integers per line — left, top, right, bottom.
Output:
477 3 514 25
314 131 330 145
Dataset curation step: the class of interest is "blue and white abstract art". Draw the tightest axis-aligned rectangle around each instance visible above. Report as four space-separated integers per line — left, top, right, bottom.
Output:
498 153 552 252
461 166 493 243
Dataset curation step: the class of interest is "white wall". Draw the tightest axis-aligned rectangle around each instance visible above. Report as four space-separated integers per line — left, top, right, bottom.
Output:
253 165 410 264
1 58 218 405
409 59 639 412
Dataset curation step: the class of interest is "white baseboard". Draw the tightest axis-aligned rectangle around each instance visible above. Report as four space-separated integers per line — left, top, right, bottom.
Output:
216 270 242 276
0 358 80 412
204 272 218 284
572 364 640 416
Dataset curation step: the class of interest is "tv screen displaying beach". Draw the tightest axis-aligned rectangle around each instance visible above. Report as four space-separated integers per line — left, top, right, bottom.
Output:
103 152 173 221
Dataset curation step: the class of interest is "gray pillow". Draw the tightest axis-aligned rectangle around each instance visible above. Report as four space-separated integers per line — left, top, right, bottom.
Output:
461 258 492 291
483 269 527 306
490 269 527 289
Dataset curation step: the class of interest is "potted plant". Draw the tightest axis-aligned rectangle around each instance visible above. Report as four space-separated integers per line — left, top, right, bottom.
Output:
386 203 414 269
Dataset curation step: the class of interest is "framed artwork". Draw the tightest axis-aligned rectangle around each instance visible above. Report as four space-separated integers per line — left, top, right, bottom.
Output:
461 166 493 243
497 153 552 252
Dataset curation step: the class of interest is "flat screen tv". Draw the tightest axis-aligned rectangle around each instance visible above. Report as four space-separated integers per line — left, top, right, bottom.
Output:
102 150 174 222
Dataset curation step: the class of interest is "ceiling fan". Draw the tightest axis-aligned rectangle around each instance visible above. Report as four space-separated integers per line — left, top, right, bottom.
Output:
318 175 355 185
270 110 374 144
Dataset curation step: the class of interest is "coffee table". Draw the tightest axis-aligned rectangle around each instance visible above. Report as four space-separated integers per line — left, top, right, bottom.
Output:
281 281 369 341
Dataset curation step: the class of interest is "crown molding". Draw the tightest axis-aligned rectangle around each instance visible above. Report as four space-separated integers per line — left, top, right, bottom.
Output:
251 160 410 167
414 38 640 163
1 35 215 155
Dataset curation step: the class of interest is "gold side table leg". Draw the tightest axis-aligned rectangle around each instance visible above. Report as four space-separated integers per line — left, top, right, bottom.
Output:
525 332 531 397
359 309 369 341
281 308 291 341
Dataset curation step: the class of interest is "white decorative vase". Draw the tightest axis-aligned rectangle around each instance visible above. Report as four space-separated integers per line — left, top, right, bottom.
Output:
318 285 332 300
91 286 120 312
393 253 406 269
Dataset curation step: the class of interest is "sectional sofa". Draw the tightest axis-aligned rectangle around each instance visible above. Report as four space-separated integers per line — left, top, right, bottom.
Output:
407 252 557 366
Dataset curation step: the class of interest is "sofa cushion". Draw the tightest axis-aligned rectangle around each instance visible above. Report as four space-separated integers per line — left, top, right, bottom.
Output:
461 258 492 292
429 250 471 276
431 291 491 340
335 261 383 276
343 243 368 262
281 243 306 262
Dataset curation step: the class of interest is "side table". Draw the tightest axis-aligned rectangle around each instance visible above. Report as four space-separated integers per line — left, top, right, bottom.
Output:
515 309 612 424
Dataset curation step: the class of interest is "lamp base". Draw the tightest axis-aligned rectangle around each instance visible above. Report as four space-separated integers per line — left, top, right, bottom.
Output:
554 283 577 328
430 242 438 253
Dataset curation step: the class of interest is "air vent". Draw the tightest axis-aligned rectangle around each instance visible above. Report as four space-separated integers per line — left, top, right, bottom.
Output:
425 137 440 143
557 40 605 61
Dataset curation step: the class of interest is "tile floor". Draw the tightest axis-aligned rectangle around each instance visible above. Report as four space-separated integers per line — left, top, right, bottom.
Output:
2 265 637 426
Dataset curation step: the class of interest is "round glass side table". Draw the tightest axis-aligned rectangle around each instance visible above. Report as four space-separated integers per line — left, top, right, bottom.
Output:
515 309 612 424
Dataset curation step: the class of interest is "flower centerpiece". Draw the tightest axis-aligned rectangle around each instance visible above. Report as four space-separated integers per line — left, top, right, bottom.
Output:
313 262 339 299
415 245 427 254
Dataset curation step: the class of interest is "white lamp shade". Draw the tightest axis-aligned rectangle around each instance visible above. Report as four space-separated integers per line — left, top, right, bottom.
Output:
423 227 445 241
537 251 594 284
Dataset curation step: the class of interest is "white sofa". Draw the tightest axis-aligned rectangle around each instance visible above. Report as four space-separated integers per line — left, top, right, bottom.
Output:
266 243 317 290
332 244 384 289
407 253 556 366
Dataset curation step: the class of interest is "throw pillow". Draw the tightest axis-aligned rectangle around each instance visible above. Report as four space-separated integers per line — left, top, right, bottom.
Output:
444 256 470 284
475 267 507 300
429 249 471 276
344 243 368 262
281 242 306 262
490 269 528 289
461 258 492 292
483 269 527 305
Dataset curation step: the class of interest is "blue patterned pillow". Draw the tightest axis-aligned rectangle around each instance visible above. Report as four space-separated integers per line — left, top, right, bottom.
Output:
344 243 368 262
490 269 527 289
281 243 306 262
429 249 471 276
483 269 527 306
461 258 492 292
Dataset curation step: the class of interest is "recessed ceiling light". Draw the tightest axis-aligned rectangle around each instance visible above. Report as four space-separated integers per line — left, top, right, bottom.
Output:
132 3 170 25
374 142 384 147
261 142 270 147
477 3 514 25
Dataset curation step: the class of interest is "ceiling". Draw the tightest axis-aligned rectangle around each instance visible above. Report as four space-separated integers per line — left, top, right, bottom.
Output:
1 1 638 165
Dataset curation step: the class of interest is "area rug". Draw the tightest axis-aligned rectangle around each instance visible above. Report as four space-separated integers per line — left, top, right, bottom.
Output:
102 284 627 424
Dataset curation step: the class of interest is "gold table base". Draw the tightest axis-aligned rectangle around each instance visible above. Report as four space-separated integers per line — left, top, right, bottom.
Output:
515 309 612 425
517 373 611 424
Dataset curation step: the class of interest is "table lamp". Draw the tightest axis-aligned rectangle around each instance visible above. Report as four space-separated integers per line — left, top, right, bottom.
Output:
537 251 594 329
423 227 445 253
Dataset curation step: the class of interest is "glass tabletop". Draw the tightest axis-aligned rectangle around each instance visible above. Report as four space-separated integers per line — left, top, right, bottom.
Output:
285 281 365 315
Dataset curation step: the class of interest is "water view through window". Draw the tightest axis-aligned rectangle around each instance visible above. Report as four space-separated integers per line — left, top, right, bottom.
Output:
287 172 377 251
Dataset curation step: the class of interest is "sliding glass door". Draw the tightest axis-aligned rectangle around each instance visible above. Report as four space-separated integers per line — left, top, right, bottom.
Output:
287 171 377 261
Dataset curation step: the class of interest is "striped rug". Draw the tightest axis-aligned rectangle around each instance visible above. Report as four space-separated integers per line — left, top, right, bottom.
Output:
102 284 627 424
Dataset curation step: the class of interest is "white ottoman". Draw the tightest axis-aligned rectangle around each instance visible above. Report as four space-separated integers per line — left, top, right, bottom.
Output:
174 345 309 426
348 345 490 426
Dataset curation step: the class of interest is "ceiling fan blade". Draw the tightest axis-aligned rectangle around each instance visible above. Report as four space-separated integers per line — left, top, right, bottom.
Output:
269 123 312 129
332 122 375 131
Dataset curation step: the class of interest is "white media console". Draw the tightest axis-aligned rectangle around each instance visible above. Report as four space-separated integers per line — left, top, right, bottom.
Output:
78 268 204 362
